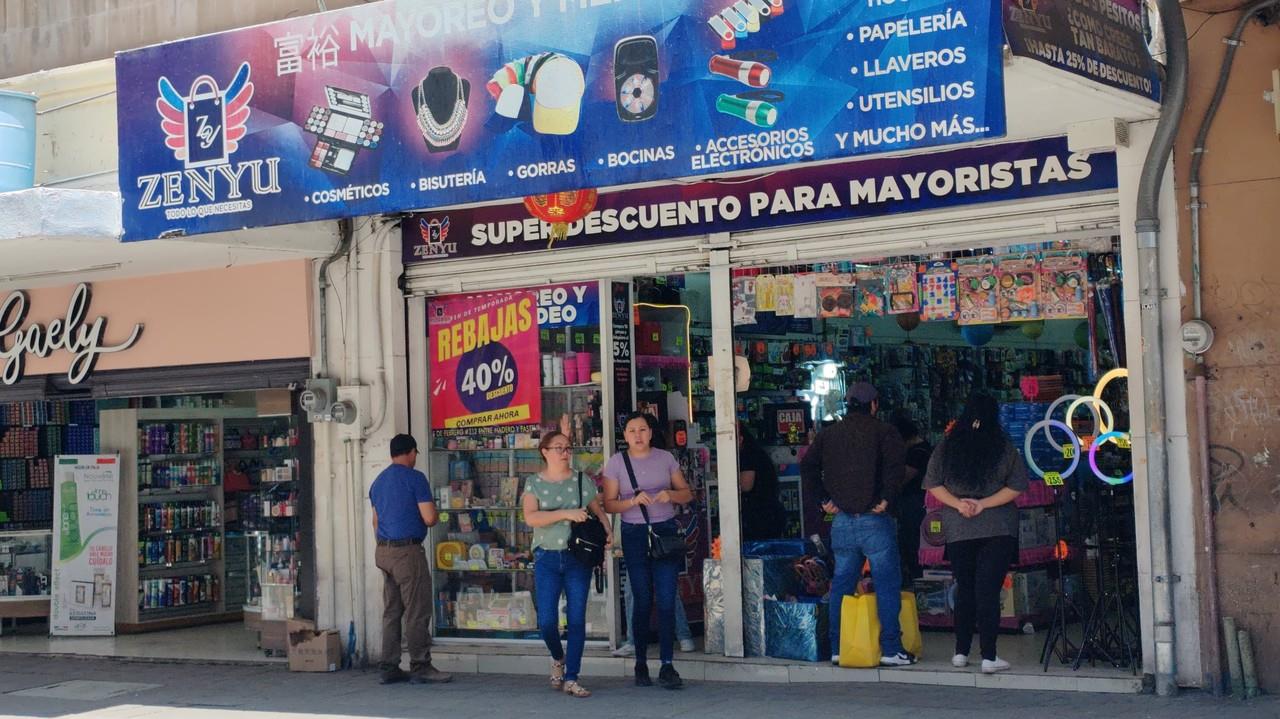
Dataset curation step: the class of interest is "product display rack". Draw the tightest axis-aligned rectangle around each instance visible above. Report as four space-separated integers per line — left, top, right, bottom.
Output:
102 407 256 631
224 414 303 617
427 383 608 641
0 530 53 632
0 400 98 532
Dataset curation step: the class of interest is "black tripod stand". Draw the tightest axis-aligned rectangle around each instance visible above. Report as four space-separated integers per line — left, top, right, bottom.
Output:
1040 484 1081 671
1072 486 1140 674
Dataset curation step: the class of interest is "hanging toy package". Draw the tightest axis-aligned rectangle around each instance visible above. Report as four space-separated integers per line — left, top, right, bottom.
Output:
957 258 999 325
855 269 885 317
773 274 796 316
792 273 818 318
919 260 957 322
1039 251 1089 319
886 263 920 315
996 255 1041 322
755 274 777 312
732 276 758 326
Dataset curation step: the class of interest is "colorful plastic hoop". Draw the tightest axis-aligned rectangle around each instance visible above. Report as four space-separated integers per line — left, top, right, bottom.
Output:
1065 395 1115 437
1089 431 1133 485
1042 394 1101 451
1024 419 1081 479
1092 368 1129 403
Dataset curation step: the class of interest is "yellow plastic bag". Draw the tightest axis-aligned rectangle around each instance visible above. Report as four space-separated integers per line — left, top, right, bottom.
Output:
838 592 923 668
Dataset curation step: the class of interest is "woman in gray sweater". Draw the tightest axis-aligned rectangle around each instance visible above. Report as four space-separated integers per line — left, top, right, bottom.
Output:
923 394 1028 674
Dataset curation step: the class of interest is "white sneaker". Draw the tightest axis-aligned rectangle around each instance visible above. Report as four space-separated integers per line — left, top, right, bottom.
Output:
679 638 696 652
952 654 969 668
611 643 635 657
981 657 1011 674
831 654 840 666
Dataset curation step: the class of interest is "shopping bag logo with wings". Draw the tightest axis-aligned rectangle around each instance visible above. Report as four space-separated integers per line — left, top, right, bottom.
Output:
155 62 254 169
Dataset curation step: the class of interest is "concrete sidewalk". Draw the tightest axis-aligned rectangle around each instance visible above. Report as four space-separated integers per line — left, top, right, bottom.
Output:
0 654 1274 719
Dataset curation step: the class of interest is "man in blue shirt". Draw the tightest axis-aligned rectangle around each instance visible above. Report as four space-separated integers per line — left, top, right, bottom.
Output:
370 434 451 685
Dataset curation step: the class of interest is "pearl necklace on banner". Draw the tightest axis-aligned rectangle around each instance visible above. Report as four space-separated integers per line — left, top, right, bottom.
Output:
418 77 467 148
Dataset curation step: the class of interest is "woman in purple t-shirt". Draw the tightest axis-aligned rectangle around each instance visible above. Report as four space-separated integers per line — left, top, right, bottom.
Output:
602 412 693 689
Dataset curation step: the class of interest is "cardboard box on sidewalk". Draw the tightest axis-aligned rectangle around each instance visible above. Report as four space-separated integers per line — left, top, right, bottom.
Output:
287 619 341 672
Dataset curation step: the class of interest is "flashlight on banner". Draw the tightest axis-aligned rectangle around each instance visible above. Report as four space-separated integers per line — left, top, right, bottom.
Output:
716 94 778 128
709 55 772 88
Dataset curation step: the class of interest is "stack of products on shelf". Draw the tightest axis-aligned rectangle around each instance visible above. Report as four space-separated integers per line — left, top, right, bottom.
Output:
0 533 51 597
139 422 218 455
138 459 221 490
138 574 220 610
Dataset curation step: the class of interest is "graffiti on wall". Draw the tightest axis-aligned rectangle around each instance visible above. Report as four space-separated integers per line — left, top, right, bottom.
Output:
1210 443 1280 516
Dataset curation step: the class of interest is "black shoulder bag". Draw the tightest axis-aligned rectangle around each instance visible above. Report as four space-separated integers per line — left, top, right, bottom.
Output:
621 452 686 562
567 471 608 569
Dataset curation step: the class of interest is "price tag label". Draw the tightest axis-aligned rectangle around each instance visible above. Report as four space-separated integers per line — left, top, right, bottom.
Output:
1116 436 1131 449
929 520 943 533
1044 471 1064 487
439 512 450 522
1062 444 1075 459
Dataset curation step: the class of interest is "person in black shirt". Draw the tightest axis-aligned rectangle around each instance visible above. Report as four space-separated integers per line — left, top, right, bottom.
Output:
737 424 786 540
890 412 933 581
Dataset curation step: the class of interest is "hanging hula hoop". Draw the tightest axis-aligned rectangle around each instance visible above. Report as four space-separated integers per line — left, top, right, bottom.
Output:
1042 394 1100 451
1024 419 1081 480
1065 395 1115 437
1089 431 1134 485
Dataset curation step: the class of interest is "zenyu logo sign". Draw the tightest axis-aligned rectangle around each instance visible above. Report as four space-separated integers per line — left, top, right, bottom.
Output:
0 283 144 385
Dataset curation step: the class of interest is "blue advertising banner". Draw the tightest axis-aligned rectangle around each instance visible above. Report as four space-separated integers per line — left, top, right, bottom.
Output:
535 282 599 329
403 136 1117 263
116 0 1006 241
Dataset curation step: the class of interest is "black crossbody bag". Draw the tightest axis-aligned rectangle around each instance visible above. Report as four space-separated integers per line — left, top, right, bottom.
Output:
621 452 686 562
567 471 608 569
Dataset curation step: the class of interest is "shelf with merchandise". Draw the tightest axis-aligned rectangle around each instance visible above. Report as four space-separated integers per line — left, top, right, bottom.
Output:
0 529 51 601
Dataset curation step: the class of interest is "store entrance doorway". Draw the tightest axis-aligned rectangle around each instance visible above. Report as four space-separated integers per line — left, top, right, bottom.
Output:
615 273 720 656
721 238 1141 678
0 389 311 664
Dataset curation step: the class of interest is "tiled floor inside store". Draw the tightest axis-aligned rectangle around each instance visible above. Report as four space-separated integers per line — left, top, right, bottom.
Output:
0 619 1144 693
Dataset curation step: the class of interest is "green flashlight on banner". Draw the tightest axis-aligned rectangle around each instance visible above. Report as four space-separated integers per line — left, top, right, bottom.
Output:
59 478 82 560
716 94 777 128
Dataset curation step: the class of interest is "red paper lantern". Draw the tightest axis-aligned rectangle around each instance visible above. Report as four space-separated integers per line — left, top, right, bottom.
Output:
523 189 598 249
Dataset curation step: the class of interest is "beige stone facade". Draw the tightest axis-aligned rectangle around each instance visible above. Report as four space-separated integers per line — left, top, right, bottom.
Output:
1175 0 1280 694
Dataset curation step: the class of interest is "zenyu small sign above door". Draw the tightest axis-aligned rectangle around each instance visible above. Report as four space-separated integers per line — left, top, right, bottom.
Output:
0 283 144 385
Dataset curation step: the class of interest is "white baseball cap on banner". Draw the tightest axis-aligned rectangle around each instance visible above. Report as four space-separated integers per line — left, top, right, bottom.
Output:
532 55 585 135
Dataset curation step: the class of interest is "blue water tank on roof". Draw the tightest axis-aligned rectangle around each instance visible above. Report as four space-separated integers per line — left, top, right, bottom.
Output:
0 90 37 192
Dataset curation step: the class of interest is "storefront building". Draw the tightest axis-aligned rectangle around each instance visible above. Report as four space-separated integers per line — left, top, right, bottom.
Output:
0 0 1226 696
0 263 318 655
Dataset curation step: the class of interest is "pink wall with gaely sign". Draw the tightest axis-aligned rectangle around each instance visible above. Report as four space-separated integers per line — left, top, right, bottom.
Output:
10 260 312 379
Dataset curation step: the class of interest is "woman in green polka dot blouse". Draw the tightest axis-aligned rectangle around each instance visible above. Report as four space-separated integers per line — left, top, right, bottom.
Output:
521 431 612 698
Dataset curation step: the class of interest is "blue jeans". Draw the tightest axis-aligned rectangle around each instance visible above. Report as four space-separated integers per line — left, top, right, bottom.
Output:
828 512 904 657
533 548 592 681
621 520 682 665
623 570 692 643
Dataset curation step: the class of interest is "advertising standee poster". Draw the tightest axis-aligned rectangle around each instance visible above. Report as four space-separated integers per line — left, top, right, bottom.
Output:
429 291 542 435
116 0 1006 240
50 455 120 637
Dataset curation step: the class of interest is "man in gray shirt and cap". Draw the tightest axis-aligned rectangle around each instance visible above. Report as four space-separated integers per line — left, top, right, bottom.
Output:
801 382 915 667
